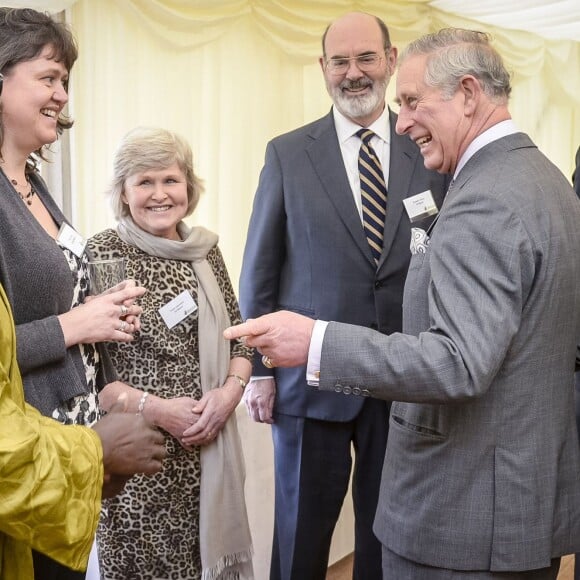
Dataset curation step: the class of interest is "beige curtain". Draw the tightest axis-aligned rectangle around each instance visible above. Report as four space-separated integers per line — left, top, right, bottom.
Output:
66 0 580 288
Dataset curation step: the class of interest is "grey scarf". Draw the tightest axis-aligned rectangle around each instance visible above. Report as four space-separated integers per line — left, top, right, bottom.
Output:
117 217 253 579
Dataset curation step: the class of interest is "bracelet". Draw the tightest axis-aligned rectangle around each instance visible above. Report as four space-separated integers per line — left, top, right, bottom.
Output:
226 374 248 391
137 391 149 414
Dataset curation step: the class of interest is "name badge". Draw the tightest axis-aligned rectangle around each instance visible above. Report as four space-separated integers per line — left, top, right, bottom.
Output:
57 223 87 258
403 190 438 223
159 290 198 329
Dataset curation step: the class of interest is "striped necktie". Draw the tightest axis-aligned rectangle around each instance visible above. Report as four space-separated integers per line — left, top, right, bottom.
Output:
357 128 387 265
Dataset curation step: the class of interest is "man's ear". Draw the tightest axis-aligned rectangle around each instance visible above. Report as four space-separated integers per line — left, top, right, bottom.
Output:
386 46 398 76
460 75 480 116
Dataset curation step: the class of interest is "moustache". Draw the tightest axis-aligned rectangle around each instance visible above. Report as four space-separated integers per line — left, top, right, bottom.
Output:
340 78 373 91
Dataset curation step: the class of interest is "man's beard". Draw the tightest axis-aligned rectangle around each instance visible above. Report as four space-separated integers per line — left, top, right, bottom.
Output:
328 77 387 121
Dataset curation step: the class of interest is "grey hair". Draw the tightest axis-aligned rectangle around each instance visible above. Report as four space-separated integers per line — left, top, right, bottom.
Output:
108 126 204 221
399 28 511 101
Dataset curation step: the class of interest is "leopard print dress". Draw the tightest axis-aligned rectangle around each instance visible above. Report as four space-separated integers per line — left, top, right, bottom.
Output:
89 229 251 580
51 242 100 426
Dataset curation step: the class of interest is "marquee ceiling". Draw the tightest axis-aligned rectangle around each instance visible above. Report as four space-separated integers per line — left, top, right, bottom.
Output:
3 0 580 43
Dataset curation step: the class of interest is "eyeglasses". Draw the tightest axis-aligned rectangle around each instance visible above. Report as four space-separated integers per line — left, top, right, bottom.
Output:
324 50 388 76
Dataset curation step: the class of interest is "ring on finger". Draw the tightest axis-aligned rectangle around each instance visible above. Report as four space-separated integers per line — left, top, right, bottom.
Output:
120 304 129 316
262 355 275 369
118 320 127 333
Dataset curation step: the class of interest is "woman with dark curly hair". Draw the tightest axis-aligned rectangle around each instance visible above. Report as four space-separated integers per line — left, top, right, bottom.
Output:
0 8 146 579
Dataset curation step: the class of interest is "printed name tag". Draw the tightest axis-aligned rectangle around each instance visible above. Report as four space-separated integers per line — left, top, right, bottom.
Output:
159 290 198 329
57 223 87 258
403 190 438 223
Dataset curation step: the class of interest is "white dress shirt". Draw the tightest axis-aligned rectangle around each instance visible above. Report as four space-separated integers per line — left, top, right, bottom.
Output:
333 105 391 223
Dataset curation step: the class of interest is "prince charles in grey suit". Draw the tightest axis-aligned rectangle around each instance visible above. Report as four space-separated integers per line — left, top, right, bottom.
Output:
226 29 580 579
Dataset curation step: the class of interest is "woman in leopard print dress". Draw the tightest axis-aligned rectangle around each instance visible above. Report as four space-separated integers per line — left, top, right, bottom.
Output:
90 127 253 579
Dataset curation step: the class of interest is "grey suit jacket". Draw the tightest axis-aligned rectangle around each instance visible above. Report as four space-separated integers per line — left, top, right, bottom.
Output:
240 109 448 421
319 133 580 569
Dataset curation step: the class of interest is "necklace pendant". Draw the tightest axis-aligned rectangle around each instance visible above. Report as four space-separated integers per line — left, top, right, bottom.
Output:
9 174 36 205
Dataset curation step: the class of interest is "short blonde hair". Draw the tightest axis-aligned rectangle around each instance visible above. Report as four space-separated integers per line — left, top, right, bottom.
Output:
108 126 204 220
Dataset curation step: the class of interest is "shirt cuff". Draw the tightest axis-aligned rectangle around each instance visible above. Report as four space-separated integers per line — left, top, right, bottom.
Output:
307 320 328 386
250 375 274 381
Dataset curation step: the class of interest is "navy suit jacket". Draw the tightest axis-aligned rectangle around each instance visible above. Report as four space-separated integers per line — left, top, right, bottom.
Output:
240 109 448 421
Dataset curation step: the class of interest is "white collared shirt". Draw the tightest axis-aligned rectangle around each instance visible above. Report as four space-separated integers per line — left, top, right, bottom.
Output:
454 120 518 179
333 105 391 222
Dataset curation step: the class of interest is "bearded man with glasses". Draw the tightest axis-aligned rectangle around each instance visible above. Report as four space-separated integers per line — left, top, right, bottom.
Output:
239 12 448 579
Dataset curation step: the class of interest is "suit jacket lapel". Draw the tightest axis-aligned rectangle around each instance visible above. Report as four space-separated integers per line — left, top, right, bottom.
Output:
377 109 418 270
306 112 375 267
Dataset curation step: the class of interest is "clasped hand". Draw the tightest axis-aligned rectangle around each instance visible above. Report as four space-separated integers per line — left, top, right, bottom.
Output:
180 386 239 449
152 395 201 448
